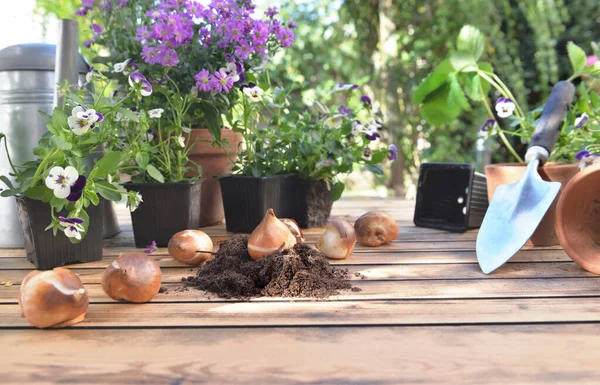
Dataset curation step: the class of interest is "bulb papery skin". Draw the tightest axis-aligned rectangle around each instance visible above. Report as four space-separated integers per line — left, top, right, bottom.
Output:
354 211 398 247
101 253 162 303
248 209 297 260
19 268 89 329
316 218 356 260
168 230 214 265
280 218 305 243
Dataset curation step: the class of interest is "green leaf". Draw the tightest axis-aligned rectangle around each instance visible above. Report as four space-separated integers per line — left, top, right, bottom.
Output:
413 59 453 104
583 62 600 77
251 164 261 177
448 74 471 111
458 73 483 101
146 164 165 183
96 181 123 201
449 52 477 72
330 182 345 201
202 103 222 141
0 176 14 189
119 107 140 123
590 91 600 110
366 164 384 175
135 152 149 169
420 84 462 126
50 136 72 150
89 151 122 179
567 42 587 75
0 189 20 197
51 107 68 130
456 25 485 62
23 186 53 201
84 189 100 206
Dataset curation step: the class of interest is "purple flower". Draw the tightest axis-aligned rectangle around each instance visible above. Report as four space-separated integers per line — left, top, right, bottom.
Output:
128 73 152 96
575 113 589 128
388 145 398 161
58 216 85 225
117 0 128 6
210 71 234 93
59 216 85 240
83 40 93 48
157 46 179 67
480 118 496 132
145 240 157 254
75 7 89 16
338 105 353 117
575 150 591 160
279 28 295 47
365 128 381 141
194 69 213 92
235 44 251 59
92 23 104 35
136 27 150 42
141 46 159 64
496 97 515 118
66 176 87 202
81 0 94 7
288 19 297 29
265 7 279 18
360 95 372 105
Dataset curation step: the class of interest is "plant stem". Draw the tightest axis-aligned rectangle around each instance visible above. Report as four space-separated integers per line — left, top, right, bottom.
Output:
479 82 524 163
0 135 23 183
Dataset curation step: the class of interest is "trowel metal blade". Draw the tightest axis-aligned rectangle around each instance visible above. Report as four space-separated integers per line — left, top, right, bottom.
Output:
476 162 561 274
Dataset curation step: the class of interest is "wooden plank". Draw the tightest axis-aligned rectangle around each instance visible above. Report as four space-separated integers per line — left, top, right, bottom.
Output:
1 324 598 385
0 262 593 285
3 297 600 328
2 278 600 304
0 248 572 270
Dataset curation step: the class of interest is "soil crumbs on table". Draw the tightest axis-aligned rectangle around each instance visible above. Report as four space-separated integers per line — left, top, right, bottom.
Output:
182 234 356 299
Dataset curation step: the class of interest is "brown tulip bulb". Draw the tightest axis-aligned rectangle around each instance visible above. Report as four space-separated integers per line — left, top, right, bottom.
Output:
280 218 305 243
168 230 214 265
101 253 162 303
354 211 399 247
316 218 357 259
19 268 88 329
248 209 297 260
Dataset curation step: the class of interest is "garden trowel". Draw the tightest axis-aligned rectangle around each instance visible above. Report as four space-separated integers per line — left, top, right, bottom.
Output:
477 81 575 274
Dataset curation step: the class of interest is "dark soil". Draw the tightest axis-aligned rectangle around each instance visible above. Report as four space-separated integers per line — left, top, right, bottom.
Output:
181 234 357 299
292 178 333 228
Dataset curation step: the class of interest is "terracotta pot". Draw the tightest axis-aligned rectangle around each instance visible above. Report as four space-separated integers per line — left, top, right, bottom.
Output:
485 162 579 246
186 129 243 226
555 164 600 274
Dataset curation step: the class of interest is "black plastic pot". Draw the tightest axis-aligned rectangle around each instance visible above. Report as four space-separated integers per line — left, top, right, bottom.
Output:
414 163 488 233
291 178 333 228
125 181 201 248
219 175 294 233
16 196 104 270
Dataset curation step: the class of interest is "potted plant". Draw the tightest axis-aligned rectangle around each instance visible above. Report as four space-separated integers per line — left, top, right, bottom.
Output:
287 88 396 228
414 25 599 246
77 0 295 226
219 83 297 233
0 74 137 269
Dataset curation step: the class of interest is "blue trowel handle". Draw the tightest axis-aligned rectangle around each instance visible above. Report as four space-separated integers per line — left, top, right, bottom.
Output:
527 81 575 163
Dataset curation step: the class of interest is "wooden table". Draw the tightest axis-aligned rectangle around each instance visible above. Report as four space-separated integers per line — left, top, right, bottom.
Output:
1 199 599 384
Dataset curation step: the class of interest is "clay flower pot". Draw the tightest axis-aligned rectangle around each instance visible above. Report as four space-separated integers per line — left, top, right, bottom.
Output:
485 163 579 246
555 164 600 274
186 129 243 226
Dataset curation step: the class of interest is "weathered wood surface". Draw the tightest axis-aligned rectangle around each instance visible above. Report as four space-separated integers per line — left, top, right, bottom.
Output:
0 198 598 384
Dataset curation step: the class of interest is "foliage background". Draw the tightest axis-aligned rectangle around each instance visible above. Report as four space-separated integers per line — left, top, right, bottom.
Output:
36 0 600 197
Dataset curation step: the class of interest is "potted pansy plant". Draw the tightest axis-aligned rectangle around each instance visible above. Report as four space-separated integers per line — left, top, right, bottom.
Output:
77 0 295 226
414 25 600 246
219 81 297 232
286 86 396 228
0 73 141 269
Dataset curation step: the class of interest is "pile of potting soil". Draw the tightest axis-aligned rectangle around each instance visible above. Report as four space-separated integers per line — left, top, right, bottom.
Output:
181 234 356 299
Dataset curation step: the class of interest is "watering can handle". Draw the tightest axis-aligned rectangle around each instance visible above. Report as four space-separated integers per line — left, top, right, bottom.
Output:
526 81 576 163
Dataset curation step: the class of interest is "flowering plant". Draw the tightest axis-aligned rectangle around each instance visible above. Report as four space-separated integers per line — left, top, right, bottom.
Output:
414 25 600 164
0 72 147 242
77 0 295 143
285 86 396 200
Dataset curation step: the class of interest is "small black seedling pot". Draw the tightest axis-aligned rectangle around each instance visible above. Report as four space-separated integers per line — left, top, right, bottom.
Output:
290 177 333 228
16 196 104 270
125 181 201 248
220 174 294 233
414 163 488 233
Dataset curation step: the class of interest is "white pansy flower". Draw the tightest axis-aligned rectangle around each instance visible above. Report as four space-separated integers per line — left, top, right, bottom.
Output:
325 114 343 129
67 106 104 135
45 166 79 199
219 62 240 83
177 135 186 148
148 108 164 118
495 97 516 118
243 86 264 103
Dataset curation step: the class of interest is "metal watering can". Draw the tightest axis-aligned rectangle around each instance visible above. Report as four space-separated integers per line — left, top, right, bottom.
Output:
0 20 119 248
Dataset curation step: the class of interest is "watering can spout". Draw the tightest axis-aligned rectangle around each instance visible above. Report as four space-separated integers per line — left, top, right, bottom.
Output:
54 19 80 109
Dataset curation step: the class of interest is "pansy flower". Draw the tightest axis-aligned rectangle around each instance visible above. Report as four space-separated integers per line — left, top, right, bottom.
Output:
338 105 352 117
127 192 143 213
243 86 264 102
67 106 103 135
575 150 600 169
219 62 240 83
480 118 496 132
148 108 164 118
365 127 381 141
362 147 373 161
128 72 152 96
145 240 157 254
495 97 516 118
45 166 84 200
575 113 589 128
59 216 85 240
388 144 398 161
360 95 372 106
325 115 343 129
176 135 186 148
352 120 366 136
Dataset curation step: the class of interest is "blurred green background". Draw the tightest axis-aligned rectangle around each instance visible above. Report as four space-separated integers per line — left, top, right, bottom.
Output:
35 0 600 198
